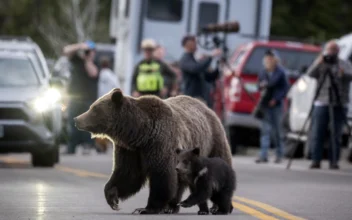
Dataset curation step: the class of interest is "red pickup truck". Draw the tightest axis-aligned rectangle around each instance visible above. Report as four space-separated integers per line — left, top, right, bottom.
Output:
213 41 321 154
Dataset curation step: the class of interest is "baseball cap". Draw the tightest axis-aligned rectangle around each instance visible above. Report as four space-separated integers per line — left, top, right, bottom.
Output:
141 39 157 49
85 40 96 50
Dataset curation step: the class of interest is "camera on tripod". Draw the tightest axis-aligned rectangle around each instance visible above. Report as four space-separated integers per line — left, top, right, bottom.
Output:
197 21 240 53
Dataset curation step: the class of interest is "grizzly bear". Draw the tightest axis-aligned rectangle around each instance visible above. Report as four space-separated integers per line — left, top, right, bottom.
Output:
74 88 233 214
176 147 236 215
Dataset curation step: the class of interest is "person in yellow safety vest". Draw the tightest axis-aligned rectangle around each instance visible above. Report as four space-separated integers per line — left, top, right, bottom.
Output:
131 39 177 98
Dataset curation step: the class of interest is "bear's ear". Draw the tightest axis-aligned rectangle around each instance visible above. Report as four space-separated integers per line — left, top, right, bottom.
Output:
175 148 182 155
192 148 200 156
111 88 123 106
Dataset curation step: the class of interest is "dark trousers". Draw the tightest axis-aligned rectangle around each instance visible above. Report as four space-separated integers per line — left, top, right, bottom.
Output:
309 105 346 164
259 103 284 159
67 99 94 154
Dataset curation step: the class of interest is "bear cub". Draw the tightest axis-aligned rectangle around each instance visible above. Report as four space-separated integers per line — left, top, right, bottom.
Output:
176 147 236 215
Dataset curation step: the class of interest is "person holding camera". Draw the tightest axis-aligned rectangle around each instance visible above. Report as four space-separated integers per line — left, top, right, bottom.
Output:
63 40 99 154
179 35 222 107
307 40 352 169
255 50 289 164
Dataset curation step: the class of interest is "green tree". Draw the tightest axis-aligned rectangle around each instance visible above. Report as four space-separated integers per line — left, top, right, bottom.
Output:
0 0 111 57
271 0 352 43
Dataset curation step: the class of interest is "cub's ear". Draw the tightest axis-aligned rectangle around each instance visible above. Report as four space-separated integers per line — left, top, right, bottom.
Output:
192 147 200 156
175 148 182 155
111 88 123 106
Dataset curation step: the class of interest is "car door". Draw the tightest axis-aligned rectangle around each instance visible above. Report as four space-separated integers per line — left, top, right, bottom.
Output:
288 75 317 133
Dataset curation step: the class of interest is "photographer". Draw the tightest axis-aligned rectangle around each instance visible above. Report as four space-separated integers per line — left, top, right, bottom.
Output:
63 41 99 154
307 40 352 169
179 35 222 107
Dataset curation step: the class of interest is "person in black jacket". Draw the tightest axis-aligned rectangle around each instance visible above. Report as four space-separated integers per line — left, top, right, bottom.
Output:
179 35 222 107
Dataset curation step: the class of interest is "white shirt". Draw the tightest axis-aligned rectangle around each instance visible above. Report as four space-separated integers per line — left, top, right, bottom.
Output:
98 68 120 98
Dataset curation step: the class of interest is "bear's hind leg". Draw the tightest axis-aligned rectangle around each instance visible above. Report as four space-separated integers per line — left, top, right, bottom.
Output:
211 191 233 215
210 204 219 214
197 202 209 215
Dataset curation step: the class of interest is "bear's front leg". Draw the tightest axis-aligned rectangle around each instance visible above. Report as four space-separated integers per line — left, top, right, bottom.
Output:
133 166 177 214
105 147 147 211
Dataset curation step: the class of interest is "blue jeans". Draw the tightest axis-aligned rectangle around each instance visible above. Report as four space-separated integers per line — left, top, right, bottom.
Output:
259 103 284 160
67 99 95 154
309 105 346 164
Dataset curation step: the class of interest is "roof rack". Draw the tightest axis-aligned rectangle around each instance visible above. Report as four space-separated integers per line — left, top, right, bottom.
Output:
0 36 33 42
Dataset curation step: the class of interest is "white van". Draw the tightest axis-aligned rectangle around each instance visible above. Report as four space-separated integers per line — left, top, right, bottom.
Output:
109 0 273 95
285 33 352 158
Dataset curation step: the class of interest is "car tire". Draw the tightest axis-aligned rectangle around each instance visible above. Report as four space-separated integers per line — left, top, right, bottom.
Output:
284 139 304 159
31 147 56 167
227 126 248 155
54 146 60 164
227 126 238 155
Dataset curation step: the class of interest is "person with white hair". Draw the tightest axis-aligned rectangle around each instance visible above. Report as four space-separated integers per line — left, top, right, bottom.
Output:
255 49 290 164
307 40 352 169
131 39 177 98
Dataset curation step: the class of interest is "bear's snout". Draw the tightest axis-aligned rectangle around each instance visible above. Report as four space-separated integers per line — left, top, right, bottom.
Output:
74 115 86 130
73 117 80 128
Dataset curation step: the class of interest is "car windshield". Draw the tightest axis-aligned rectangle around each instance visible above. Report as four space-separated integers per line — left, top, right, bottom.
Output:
242 46 319 76
0 57 39 87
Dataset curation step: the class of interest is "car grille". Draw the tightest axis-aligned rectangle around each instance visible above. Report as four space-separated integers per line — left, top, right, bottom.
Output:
1 126 34 141
0 108 29 121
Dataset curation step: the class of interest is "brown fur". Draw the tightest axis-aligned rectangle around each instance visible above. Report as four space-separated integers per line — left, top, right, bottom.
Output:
75 88 232 214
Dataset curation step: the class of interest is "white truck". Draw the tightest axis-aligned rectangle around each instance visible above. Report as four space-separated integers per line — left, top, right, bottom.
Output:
109 0 273 95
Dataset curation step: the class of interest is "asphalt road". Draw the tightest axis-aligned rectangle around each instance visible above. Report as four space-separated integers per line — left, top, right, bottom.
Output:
1 148 352 220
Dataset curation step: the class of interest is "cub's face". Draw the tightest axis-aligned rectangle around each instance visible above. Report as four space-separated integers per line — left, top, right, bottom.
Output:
74 88 124 136
175 148 200 174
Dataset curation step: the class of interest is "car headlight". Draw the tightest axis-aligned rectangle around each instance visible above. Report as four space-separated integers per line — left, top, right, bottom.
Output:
32 88 62 113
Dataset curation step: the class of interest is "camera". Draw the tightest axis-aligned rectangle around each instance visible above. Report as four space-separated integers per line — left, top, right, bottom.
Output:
84 50 92 56
200 21 240 34
323 54 338 65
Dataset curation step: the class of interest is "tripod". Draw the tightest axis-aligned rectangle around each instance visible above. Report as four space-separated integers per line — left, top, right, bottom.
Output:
286 64 351 169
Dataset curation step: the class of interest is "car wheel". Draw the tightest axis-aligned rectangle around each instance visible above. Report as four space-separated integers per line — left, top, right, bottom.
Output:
32 147 56 167
284 138 304 159
227 126 241 155
54 146 60 164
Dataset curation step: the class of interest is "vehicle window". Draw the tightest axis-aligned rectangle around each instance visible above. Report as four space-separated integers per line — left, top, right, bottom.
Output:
147 0 183 22
0 58 39 87
232 50 246 68
0 48 45 78
242 46 319 75
32 49 47 78
197 2 219 32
